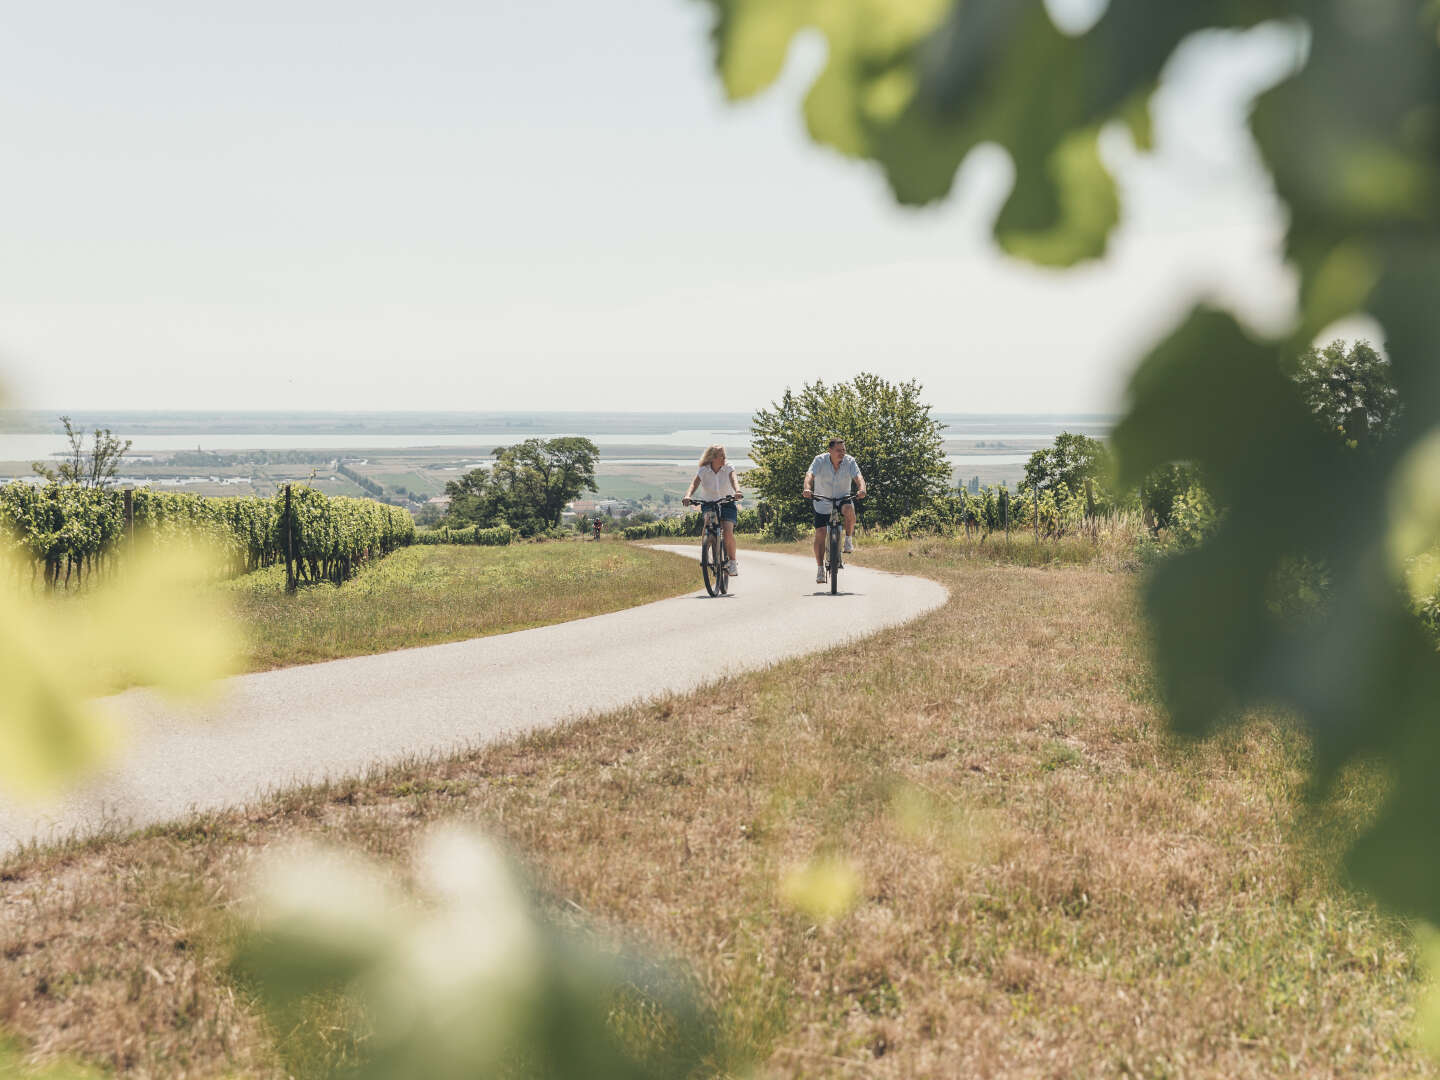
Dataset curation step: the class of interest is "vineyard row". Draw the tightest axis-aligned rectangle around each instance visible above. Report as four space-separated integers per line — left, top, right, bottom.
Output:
0 482 415 588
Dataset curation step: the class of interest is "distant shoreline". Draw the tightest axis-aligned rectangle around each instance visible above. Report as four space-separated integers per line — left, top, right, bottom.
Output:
0 409 1116 437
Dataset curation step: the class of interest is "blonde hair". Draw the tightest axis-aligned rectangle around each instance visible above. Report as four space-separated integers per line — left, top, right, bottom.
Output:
699 444 727 468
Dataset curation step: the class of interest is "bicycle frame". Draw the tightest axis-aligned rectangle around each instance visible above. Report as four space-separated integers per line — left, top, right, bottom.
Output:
692 495 738 597
815 493 859 595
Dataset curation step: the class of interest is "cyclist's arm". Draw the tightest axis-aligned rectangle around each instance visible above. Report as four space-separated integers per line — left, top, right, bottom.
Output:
855 471 867 498
729 468 741 497
683 475 700 503
803 469 815 499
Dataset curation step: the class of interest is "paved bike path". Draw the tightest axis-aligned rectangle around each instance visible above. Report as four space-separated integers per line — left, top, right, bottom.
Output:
0 546 948 853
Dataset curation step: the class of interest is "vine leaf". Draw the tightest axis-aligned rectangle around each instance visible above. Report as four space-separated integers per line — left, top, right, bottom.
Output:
701 0 1281 263
708 0 1440 925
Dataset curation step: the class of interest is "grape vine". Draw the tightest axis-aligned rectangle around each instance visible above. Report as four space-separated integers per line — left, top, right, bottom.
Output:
0 482 414 588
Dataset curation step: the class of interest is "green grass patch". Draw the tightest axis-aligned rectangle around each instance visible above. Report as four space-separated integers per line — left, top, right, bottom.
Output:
370 470 444 495
218 541 695 671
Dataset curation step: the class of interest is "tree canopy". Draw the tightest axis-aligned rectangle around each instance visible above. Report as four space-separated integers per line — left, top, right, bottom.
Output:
444 437 598 536
1020 432 1109 497
1294 338 1400 448
747 373 949 527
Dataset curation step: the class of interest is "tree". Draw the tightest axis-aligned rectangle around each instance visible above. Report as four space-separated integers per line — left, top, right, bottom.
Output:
1020 432 1109 496
1293 339 1399 448
445 437 599 536
1138 462 1205 531
492 437 600 533
443 465 504 529
701 0 1440 929
748 373 949 527
31 416 131 488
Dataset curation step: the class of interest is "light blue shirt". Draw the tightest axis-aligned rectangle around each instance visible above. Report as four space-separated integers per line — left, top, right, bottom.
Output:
809 452 861 512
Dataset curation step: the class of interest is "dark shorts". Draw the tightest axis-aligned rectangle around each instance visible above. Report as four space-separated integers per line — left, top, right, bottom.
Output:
707 502 738 524
814 503 856 529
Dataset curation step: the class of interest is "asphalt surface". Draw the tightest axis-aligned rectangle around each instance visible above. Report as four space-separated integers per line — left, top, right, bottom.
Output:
0 545 948 853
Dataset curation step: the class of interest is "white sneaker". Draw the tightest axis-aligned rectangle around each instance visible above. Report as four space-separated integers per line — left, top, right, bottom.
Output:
727 559 738 575
815 566 826 584
843 536 855 554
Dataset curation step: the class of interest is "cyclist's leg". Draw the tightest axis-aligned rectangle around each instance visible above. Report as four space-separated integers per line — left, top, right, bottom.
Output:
722 519 736 562
842 502 857 552
813 525 825 564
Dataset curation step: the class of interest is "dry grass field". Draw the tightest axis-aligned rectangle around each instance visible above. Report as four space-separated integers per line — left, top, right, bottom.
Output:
0 536 1430 1078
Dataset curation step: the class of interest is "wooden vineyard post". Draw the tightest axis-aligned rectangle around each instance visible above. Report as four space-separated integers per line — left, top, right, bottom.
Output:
1000 488 1010 540
1034 489 1040 542
122 487 134 545
1085 479 1096 541
284 484 296 593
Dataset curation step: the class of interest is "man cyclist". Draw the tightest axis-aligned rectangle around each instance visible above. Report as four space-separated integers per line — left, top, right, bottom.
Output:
802 437 866 584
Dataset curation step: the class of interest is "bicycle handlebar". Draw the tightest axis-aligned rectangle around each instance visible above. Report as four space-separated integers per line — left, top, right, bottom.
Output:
683 495 741 507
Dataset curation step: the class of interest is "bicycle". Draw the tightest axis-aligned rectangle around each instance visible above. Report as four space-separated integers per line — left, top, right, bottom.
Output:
812 492 862 595
683 494 739 597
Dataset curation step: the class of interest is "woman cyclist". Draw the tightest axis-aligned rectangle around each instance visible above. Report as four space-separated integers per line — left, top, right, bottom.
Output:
682 444 742 576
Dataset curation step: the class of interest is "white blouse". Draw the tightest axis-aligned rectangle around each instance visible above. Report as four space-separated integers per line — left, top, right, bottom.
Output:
693 462 736 501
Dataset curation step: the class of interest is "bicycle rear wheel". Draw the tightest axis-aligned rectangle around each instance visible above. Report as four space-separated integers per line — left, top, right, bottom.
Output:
701 532 722 597
828 527 841 594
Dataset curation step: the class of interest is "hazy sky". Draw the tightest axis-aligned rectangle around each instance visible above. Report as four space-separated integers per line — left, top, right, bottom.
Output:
2 2 1311 415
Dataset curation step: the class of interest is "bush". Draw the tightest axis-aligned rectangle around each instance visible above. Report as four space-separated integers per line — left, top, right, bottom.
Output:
620 514 703 541
759 519 798 542
879 496 968 540
414 524 515 546
1167 486 1220 549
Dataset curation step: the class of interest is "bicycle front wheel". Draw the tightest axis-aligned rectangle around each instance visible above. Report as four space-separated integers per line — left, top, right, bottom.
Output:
829 528 841 595
701 533 722 597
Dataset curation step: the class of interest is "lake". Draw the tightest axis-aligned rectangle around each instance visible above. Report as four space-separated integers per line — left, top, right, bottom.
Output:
4 427 1075 461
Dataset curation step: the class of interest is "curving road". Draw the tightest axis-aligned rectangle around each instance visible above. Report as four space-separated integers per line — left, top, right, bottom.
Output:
0 546 947 854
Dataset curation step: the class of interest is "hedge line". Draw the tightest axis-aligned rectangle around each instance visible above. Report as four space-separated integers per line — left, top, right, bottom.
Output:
413 524 516 547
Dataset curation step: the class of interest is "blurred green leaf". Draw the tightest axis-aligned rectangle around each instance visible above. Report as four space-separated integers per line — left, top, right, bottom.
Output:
702 0 1286 260
236 826 717 1080
0 545 238 800
779 854 862 923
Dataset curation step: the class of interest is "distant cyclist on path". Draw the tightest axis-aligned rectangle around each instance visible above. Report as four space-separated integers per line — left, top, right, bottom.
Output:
683 444 742 576
803 437 866 584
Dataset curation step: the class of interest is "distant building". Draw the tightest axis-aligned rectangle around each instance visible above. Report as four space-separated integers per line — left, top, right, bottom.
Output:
427 495 451 509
